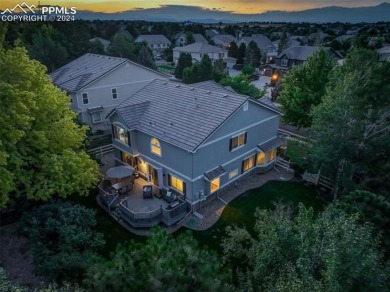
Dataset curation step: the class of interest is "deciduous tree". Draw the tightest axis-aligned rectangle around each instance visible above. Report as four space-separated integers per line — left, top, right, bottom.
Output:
222 204 389 291
84 228 232 291
278 49 336 128
219 74 264 98
0 47 100 207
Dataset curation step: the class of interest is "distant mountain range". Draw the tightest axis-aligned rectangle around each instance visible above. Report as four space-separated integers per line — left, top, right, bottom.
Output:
73 3 390 23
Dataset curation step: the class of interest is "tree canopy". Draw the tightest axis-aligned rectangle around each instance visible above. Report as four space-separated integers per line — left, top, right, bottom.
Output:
222 204 389 291
278 49 337 128
137 45 156 70
20 201 105 283
84 228 232 291
308 49 390 198
0 46 100 207
219 74 264 99
174 52 192 79
182 55 214 84
244 41 261 67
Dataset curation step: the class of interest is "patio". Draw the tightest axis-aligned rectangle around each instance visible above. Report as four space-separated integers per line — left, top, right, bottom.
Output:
99 177 188 228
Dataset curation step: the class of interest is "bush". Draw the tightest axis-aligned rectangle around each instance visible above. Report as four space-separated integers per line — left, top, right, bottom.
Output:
241 64 255 75
20 201 105 283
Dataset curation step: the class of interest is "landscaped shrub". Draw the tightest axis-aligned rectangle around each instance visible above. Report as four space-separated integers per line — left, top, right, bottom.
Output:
20 201 105 283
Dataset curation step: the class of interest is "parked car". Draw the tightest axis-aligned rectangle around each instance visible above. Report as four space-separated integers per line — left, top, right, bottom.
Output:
249 73 260 81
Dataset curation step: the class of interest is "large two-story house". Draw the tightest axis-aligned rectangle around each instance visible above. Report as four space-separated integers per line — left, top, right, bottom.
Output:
135 34 172 55
50 53 168 133
107 79 282 209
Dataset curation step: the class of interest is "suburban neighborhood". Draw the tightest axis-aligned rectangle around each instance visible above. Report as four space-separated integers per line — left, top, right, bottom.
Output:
0 1 390 291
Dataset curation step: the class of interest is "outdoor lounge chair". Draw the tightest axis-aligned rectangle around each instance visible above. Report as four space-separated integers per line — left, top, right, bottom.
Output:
163 191 176 204
143 185 153 199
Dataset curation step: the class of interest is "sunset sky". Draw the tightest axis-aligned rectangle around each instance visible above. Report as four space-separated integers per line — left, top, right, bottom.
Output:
0 0 386 13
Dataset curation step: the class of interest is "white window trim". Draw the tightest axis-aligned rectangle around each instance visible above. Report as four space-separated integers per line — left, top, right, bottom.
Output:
112 123 130 146
81 92 89 105
150 138 162 157
281 58 288 67
169 174 185 194
91 112 102 124
243 101 249 111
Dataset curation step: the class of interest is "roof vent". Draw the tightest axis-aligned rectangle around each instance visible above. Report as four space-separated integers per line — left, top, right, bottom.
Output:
196 104 200 108
163 82 167 85
223 94 229 97
207 91 211 94
190 87 195 90
170 122 174 126
176 84 180 88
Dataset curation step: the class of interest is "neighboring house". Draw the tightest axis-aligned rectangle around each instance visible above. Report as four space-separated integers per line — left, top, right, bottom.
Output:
272 38 301 50
50 53 168 133
261 46 342 76
306 31 330 45
89 37 110 52
334 35 355 43
211 34 236 49
107 79 282 210
172 42 228 64
205 29 220 38
135 35 172 53
377 45 390 62
175 32 208 46
237 34 277 58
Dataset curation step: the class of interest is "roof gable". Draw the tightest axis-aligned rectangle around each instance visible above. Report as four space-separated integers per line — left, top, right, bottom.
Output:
114 80 248 152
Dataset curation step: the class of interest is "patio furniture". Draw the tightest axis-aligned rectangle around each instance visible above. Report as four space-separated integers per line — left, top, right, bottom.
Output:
143 185 153 199
163 191 176 204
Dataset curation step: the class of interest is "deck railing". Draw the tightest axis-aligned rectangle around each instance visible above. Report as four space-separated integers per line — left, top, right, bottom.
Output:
119 199 187 228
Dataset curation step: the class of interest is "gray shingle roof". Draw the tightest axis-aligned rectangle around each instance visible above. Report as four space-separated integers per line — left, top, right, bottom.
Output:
173 42 226 54
135 34 171 45
192 81 235 94
212 34 236 44
115 79 249 152
50 53 128 92
276 46 330 61
204 166 226 180
258 137 284 152
239 34 273 50
175 32 208 43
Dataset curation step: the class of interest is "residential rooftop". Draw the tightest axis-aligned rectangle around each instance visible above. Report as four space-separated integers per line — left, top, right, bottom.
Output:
173 42 226 54
50 53 167 92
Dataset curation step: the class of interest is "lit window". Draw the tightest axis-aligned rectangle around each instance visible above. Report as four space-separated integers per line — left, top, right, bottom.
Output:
229 169 238 179
267 148 277 162
113 125 130 145
230 132 247 151
151 138 161 156
82 93 89 104
121 151 135 167
112 88 118 99
257 152 265 165
170 175 184 192
210 177 220 193
91 112 101 123
242 155 255 173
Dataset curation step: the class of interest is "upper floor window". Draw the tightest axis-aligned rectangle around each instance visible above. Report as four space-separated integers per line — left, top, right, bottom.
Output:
112 88 118 99
151 138 161 156
112 125 130 145
281 58 288 67
229 132 247 151
82 92 89 104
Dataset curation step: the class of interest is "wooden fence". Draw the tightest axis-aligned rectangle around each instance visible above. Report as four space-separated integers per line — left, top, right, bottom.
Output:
87 144 113 157
303 170 334 191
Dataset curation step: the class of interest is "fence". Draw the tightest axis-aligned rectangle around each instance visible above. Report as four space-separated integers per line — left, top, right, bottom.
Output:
302 170 334 191
275 156 292 172
87 144 113 158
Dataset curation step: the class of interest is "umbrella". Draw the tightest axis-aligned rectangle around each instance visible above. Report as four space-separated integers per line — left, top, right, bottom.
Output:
105 165 134 179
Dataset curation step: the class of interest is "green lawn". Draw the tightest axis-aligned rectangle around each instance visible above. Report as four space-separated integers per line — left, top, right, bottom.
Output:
188 181 323 251
70 181 323 255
